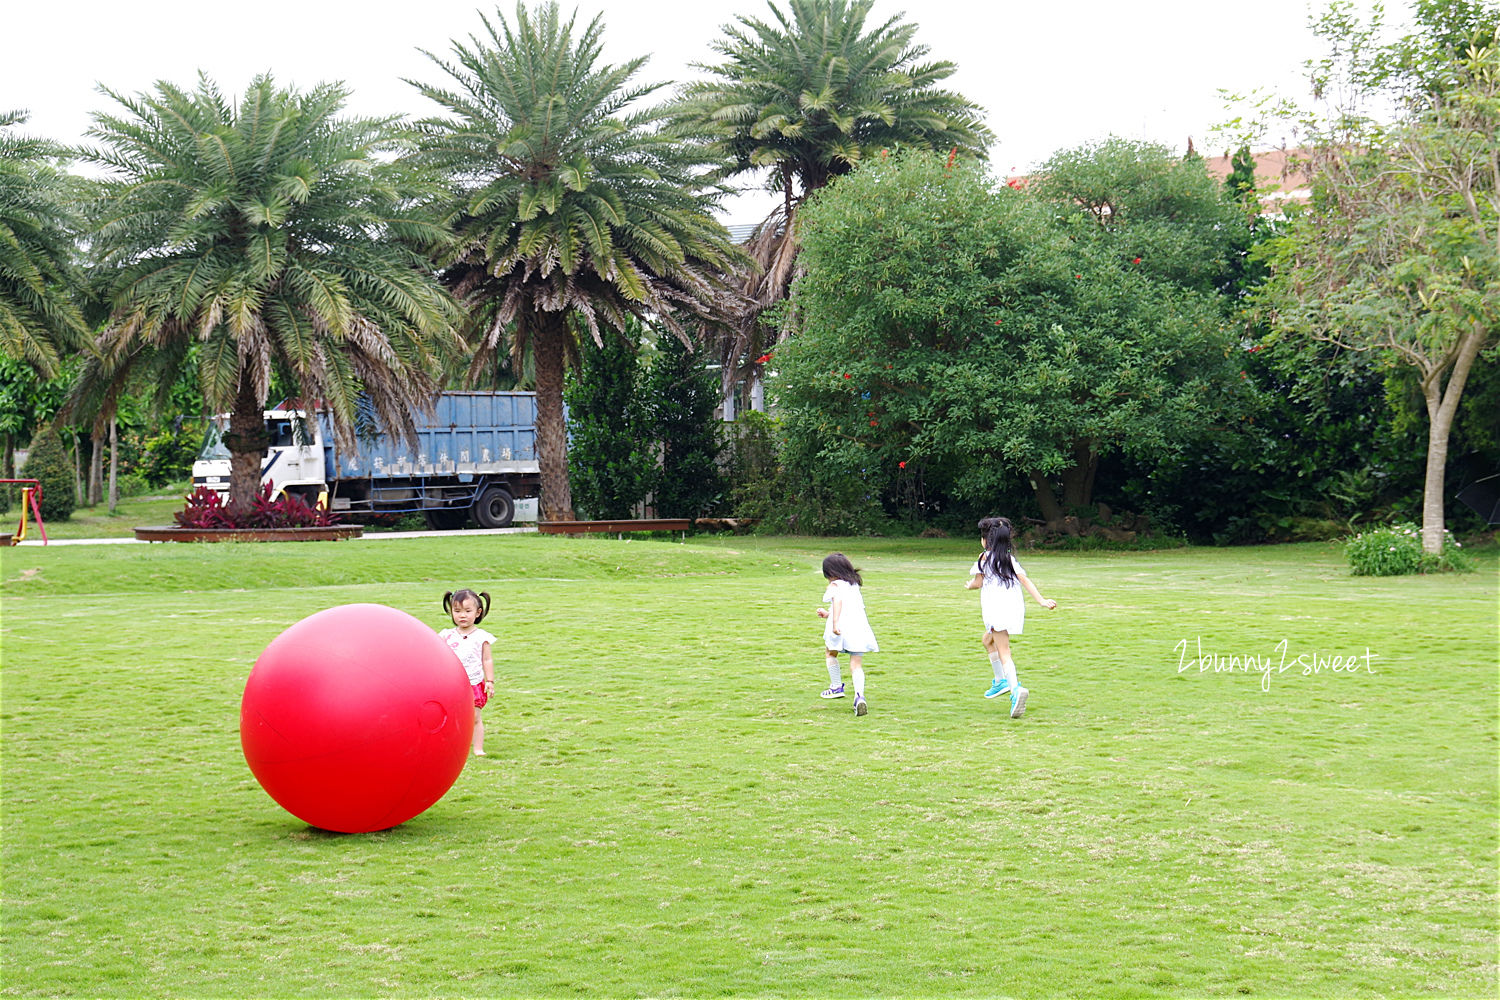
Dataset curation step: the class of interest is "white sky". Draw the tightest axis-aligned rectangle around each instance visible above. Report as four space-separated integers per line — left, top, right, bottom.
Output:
4 0 1399 225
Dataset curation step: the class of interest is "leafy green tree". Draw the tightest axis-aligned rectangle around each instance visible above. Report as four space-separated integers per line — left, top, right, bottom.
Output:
1224 144 1259 205
0 353 73 477
20 424 75 521
0 111 89 378
74 74 464 518
1031 136 1251 296
407 1 743 521
564 328 650 519
1254 3 1499 553
645 331 723 519
670 0 991 390
775 150 1250 526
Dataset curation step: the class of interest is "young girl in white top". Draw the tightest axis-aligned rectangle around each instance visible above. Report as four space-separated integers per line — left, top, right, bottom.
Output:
815 552 878 716
439 588 496 756
966 517 1056 718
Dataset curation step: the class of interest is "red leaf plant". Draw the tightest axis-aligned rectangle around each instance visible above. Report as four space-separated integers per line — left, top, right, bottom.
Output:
175 483 340 529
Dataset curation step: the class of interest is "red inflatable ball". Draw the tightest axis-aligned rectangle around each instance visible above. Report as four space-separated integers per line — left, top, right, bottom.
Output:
241 603 473 833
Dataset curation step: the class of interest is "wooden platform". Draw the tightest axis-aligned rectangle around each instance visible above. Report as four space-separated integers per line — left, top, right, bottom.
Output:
538 518 692 538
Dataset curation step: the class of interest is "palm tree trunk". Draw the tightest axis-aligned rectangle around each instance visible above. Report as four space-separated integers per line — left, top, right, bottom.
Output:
226 375 267 521
532 314 575 521
89 432 104 505
107 419 119 514
72 433 83 506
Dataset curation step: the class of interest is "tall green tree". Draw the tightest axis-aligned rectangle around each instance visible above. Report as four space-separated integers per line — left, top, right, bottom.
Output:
564 327 650 519
646 330 724 519
0 111 89 379
1254 2 1499 553
775 150 1250 527
407 2 743 521
1032 136 1251 296
20 424 75 521
0 353 74 479
73 74 464 517
670 0 991 392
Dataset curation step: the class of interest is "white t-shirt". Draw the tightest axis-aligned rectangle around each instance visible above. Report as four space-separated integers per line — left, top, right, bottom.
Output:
439 626 497 684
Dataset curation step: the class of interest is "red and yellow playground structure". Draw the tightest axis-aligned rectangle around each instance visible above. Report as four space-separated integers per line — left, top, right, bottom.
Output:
0 479 48 546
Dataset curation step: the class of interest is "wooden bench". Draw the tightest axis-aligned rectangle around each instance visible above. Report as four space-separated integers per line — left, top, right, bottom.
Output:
538 518 692 539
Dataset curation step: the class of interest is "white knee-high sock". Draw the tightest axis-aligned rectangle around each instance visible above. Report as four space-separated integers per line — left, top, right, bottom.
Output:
1002 660 1019 687
851 662 865 698
827 656 842 688
989 652 1003 680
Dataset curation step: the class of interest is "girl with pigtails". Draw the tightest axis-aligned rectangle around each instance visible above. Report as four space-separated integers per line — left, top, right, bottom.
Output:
439 588 496 756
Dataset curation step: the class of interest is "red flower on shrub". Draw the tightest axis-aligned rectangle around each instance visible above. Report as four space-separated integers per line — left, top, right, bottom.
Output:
755 353 773 364
898 461 907 469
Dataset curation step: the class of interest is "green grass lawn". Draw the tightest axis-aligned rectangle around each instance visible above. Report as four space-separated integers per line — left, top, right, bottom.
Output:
1 534 1496 998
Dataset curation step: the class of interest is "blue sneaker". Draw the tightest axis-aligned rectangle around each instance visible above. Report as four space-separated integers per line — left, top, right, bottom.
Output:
820 684 845 699
984 678 1012 699
854 695 867 716
1010 686 1029 719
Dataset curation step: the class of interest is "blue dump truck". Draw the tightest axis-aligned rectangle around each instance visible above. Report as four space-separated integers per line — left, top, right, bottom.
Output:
191 392 540 529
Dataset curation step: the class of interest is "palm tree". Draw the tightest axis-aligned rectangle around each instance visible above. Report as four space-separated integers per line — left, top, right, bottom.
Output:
75 75 465 517
407 2 744 521
670 0 991 392
0 110 88 378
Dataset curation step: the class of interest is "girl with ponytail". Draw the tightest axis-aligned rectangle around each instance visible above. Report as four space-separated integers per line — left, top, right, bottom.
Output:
965 517 1057 718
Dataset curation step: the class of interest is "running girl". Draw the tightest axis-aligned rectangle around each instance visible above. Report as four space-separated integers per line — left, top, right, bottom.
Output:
966 517 1057 718
816 553 879 716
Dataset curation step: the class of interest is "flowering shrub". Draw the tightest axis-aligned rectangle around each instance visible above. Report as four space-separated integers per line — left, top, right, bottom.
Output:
174 483 339 529
1345 522 1474 576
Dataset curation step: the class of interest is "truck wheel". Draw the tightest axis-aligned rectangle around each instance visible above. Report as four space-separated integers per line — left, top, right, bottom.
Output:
423 508 469 531
473 485 515 529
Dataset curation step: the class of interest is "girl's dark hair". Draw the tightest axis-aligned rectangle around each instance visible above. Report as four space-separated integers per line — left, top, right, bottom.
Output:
979 517 1018 585
822 552 862 585
443 589 492 624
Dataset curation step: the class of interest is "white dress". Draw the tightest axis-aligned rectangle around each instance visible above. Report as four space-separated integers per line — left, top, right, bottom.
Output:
822 580 879 653
439 626 497 684
970 555 1028 635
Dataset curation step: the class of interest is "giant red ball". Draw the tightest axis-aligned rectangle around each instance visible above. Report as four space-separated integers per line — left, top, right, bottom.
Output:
240 603 473 832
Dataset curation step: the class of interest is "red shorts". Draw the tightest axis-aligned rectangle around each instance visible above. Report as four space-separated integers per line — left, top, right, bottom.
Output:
472 683 489 709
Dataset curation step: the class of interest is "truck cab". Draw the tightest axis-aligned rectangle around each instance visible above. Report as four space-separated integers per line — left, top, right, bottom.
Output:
191 410 325 503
